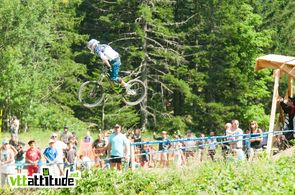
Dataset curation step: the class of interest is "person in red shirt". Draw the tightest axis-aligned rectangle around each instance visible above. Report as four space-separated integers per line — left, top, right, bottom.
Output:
25 140 41 176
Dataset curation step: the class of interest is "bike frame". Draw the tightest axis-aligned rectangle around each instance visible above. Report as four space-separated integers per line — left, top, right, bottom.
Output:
98 66 123 94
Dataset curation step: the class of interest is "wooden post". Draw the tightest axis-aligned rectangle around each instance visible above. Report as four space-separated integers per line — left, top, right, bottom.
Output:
288 76 293 97
266 69 280 156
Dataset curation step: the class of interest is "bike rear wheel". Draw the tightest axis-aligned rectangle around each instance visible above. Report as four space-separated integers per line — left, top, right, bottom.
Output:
78 81 104 108
123 79 147 106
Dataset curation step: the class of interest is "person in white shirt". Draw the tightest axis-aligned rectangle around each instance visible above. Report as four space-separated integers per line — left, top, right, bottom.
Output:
231 120 244 149
87 39 135 95
51 133 67 176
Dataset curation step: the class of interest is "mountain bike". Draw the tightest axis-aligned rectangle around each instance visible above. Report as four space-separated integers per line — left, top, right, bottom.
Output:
78 66 146 108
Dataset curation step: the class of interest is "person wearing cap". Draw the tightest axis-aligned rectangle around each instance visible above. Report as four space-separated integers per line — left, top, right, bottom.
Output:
25 140 41 176
87 39 135 95
0 140 16 186
153 131 171 167
107 124 129 170
43 139 58 163
60 126 72 144
43 139 58 175
51 133 67 176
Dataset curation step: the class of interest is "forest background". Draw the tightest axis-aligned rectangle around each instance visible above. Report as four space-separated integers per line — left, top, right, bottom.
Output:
0 0 294 135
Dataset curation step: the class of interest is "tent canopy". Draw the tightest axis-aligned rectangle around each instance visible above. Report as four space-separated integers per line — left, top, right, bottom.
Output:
256 54 295 78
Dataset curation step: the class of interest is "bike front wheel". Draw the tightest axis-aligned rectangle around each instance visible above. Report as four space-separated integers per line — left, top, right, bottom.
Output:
78 81 105 108
123 79 147 106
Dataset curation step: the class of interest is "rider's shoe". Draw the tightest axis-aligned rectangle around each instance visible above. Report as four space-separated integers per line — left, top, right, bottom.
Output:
125 84 136 96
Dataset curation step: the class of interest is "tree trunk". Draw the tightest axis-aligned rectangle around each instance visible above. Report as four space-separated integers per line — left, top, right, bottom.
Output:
140 22 148 130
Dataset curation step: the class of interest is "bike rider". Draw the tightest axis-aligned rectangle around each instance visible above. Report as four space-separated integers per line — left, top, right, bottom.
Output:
87 39 135 95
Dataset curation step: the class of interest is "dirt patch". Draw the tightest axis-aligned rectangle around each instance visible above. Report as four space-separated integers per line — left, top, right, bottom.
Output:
272 146 295 161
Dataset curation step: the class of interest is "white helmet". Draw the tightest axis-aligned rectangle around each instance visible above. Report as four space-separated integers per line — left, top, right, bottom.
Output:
87 39 99 53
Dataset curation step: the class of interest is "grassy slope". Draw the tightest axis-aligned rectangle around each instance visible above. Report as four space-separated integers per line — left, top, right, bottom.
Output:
0 129 92 149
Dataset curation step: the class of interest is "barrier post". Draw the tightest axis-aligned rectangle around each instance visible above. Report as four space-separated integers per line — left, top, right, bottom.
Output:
130 143 135 170
267 69 280 156
288 76 293 97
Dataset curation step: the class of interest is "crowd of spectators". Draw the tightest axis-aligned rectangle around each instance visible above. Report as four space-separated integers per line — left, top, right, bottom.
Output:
0 119 271 186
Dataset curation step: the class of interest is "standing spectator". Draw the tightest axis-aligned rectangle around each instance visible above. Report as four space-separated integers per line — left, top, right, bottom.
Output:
43 139 58 175
132 129 142 147
15 144 25 174
9 134 25 148
60 126 72 144
226 122 236 150
231 120 245 161
64 142 77 171
78 133 94 169
172 134 184 167
70 132 79 148
231 120 244 150
51 133 67 176
279 97 295 140
92 133 107 168
183 130 196 159
25 140 41 176
0 140 16 186
107 124 130 171
9 116 20 137
197 133 206 162
247 121 263 161
153 131 171 167
207 131 217 161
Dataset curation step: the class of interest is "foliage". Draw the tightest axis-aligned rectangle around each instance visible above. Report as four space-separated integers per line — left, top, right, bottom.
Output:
0 0 293 134
0 0 87 131
2 155 294 194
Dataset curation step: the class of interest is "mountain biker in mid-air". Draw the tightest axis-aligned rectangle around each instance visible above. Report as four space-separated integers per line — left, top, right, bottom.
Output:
87 39 135 95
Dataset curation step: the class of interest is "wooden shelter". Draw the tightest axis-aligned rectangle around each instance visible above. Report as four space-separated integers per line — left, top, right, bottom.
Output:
256 54 295 155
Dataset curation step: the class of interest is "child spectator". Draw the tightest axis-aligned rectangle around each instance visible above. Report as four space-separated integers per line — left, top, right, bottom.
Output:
76 155 88 170
25 140 41 176
222 123 232 160
15 144 25 174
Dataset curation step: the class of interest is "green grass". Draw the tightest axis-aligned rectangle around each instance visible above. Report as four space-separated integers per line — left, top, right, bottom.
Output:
1 155 294 194
0 129 95 149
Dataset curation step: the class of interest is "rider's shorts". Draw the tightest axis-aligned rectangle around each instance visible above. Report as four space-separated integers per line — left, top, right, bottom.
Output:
109 57 121 82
